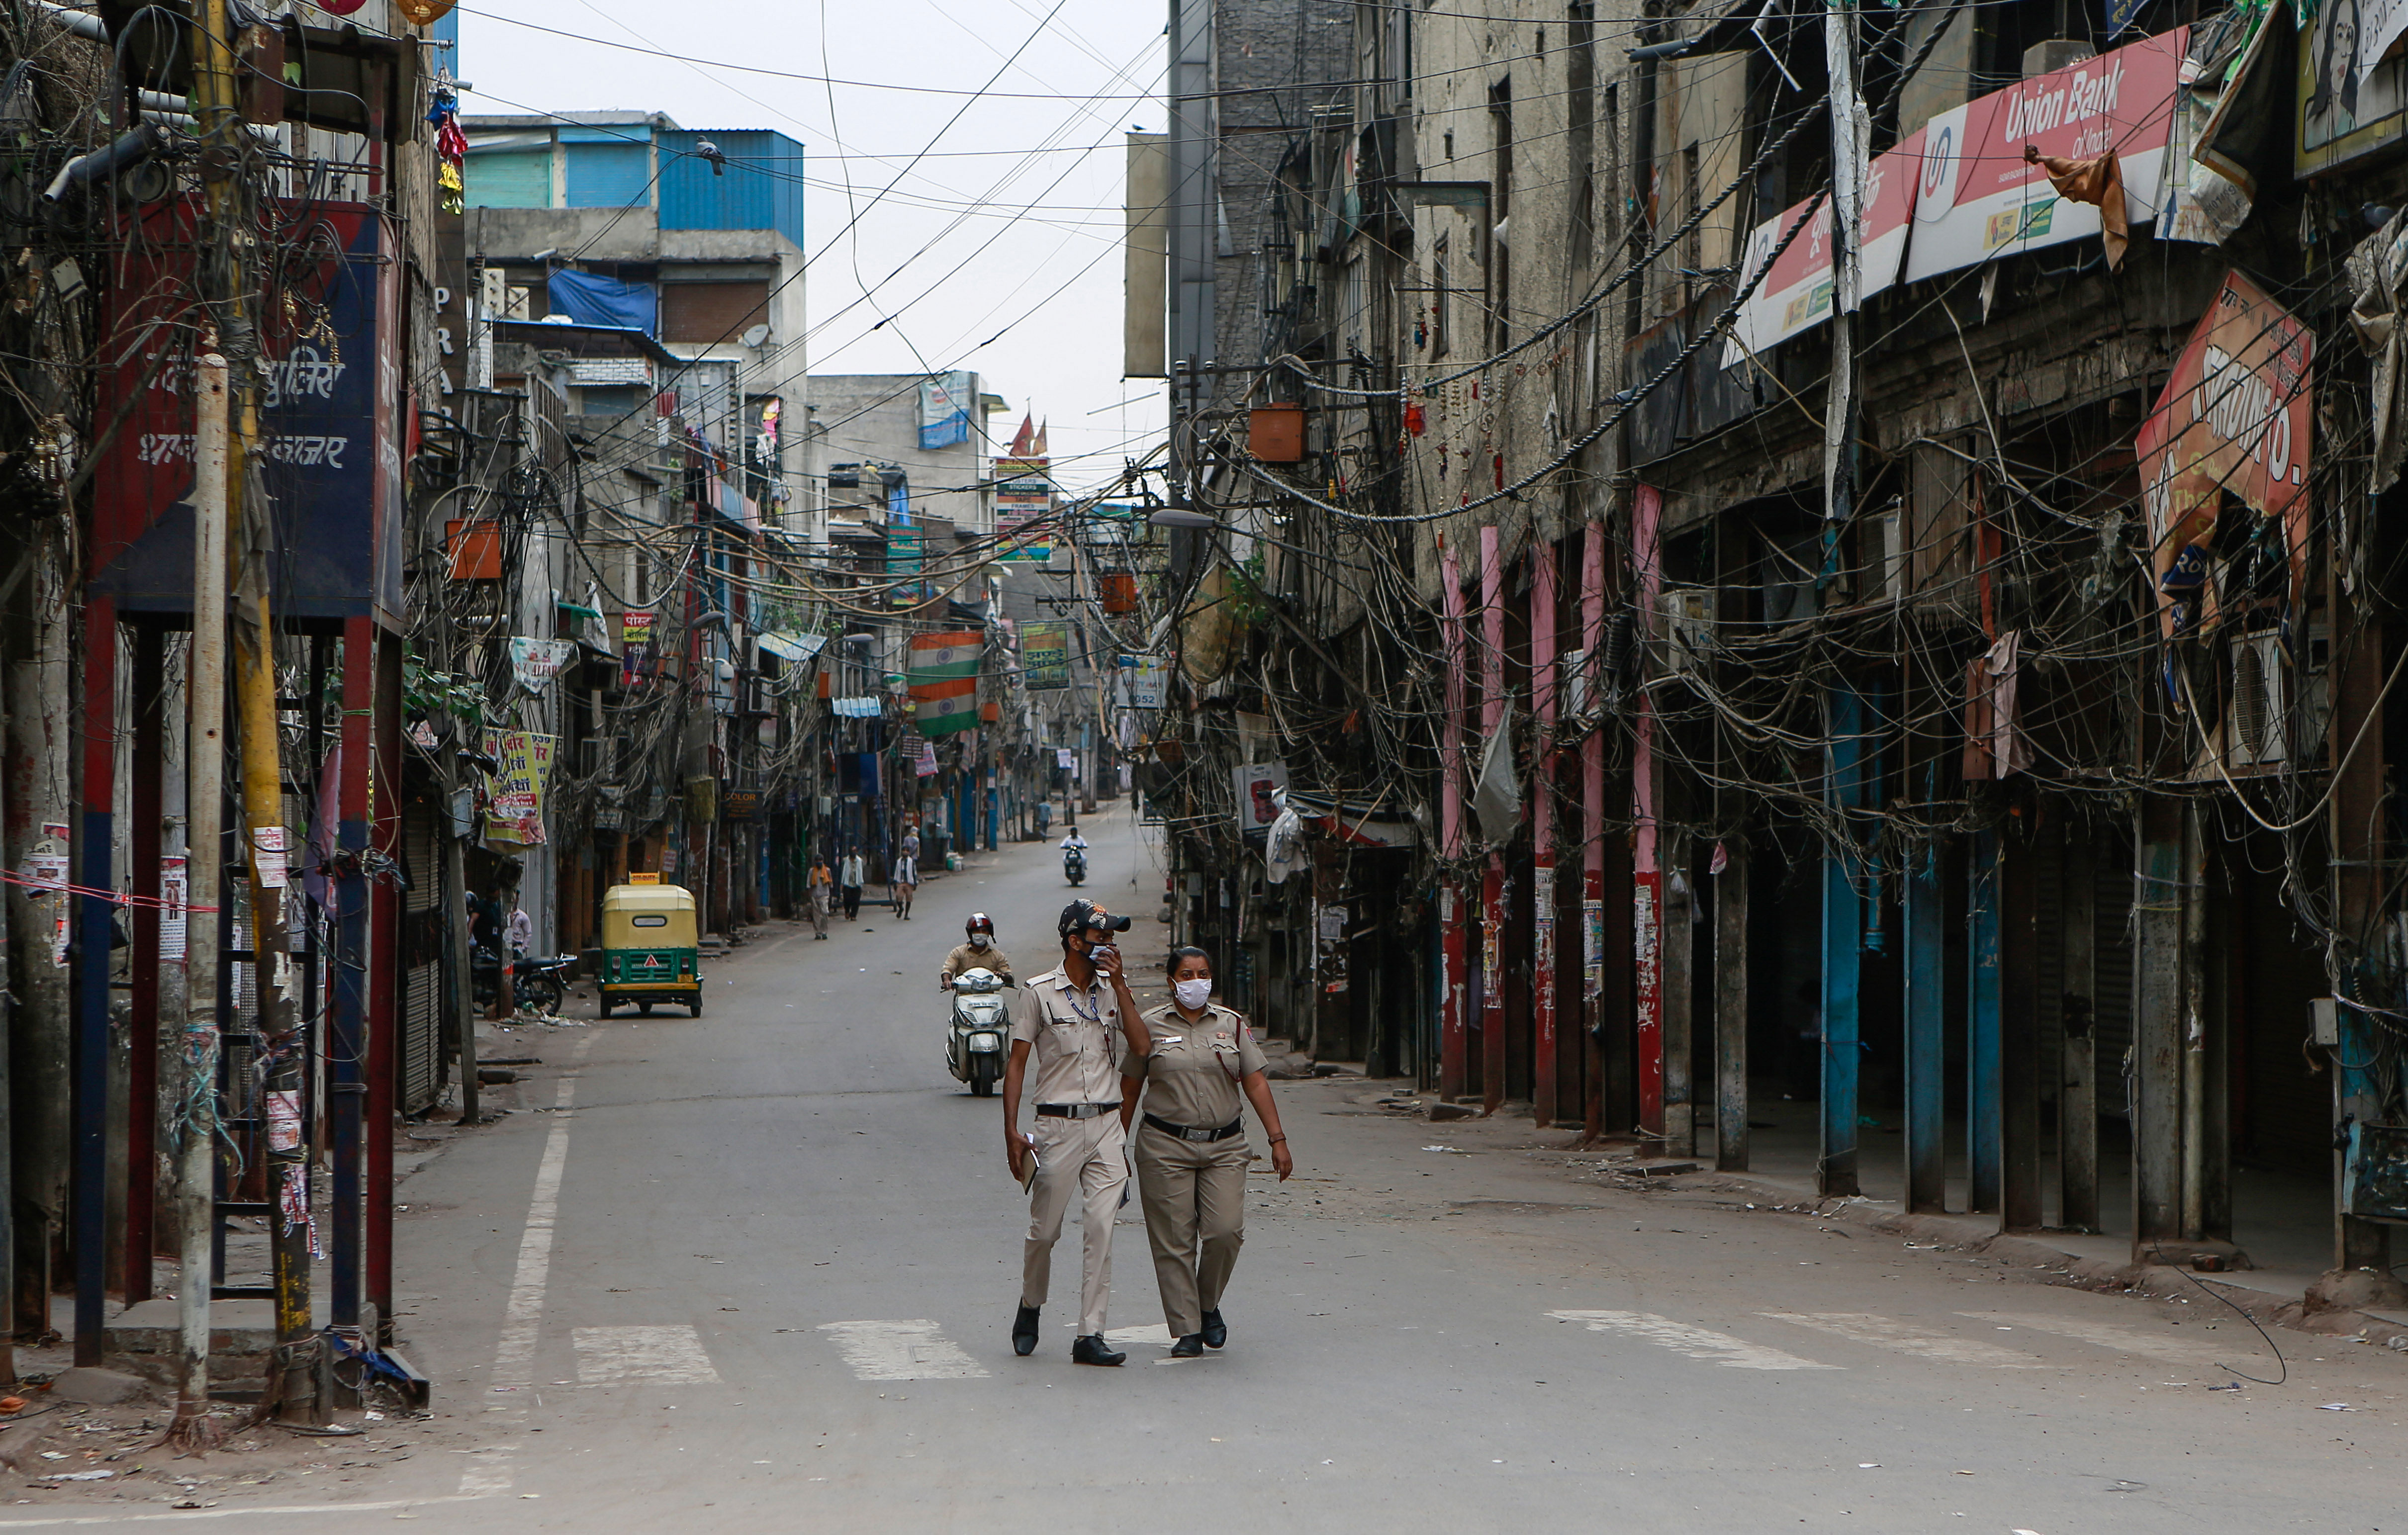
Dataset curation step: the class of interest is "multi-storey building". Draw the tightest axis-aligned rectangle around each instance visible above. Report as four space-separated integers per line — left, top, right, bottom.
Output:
1147 0 2408 1323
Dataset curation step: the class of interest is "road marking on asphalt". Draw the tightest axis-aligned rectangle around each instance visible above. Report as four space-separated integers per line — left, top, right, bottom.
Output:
573 1324 723 1384
1104 1323 1176 1348
1959 1311 2203 1363
1547 1310 1840 1370
818 1319 991 1380
458 1036 594 1498
0 1495 494 1525
1760 1312 2049 1367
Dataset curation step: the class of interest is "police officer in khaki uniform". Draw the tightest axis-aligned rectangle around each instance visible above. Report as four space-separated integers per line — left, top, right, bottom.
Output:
1122 945 1293 1356
1004 900 1152 1365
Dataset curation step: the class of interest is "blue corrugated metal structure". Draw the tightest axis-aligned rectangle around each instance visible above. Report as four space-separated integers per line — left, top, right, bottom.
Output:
565 140 652 207
660 130 806 248
466 146 550 208
464 121 802 249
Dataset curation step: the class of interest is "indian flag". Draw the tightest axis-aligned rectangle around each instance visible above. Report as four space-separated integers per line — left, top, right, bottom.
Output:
908 630 984 735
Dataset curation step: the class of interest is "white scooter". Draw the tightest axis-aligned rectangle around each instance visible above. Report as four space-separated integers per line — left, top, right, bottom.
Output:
946 967 1011 1097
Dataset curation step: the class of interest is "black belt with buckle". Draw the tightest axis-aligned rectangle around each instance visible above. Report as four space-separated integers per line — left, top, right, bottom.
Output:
1036 1102 1119 1120
1144 1112 1244 1144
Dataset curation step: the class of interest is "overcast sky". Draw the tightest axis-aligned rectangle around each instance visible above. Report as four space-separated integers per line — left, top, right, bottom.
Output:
457 0 1169 491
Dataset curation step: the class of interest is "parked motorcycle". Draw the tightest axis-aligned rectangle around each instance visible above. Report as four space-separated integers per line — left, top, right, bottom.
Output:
472 944 574 1016
1063 846 1086 886
946 967 1012 1097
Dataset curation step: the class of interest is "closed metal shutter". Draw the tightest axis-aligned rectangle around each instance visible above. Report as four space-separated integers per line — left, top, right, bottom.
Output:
400 802 444 1115
403 963 441 1113
2094 837 2136 1119
660 280 770 344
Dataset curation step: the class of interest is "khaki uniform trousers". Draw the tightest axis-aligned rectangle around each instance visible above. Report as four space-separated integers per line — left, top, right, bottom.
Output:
1020 1112 1127 1337
1133 1122 1249 1338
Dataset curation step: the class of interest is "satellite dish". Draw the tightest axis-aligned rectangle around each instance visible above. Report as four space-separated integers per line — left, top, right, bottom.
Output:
741 324 772 348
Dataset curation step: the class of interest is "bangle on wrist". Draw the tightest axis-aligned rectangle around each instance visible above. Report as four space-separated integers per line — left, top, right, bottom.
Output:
1269 1135 1287 1144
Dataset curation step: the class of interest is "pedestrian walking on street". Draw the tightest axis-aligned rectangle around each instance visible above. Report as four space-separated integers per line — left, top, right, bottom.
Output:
1122 946 1291 1356
838 847 865 922
807 854 834 938
891 850 918 920
1004 899 1152 1365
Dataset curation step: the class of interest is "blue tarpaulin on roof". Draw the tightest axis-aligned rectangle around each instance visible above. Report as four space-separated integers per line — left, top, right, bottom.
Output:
547 269 657 335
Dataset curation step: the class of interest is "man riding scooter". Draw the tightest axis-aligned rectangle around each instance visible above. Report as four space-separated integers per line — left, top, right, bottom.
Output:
940 912 1015 994
1060 825 1089 886
941 913 1016 1097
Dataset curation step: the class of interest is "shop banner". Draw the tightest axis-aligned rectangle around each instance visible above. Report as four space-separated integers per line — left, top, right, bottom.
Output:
484 730 558 846
1726 129 1923 365
1023 623 1071 689
907 629 983 736
510 636 576 693
2135 269 2314 632
1905 26 2187 283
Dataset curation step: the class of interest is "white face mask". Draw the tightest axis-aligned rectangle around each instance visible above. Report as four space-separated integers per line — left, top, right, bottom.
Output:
1173 978 1212 1011
970 933 989 948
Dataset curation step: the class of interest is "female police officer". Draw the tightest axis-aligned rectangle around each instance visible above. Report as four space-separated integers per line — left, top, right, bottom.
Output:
1119 946 1293 1357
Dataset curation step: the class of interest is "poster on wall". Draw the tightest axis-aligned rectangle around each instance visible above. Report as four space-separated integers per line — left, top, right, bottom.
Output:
2301 0 2408 175
1232 760 1288 843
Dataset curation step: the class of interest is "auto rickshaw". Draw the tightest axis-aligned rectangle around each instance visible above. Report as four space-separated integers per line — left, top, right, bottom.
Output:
599 880 703 1017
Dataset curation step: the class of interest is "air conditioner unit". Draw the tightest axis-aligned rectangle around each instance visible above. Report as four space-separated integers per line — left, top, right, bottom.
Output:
1655 588 1715 678
2225 630 2288 768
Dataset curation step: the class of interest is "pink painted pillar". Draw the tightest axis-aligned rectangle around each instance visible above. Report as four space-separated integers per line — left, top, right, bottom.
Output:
1632 486 1666 1139
1439 541 1469 1101
1480 526 1507 1114
1532 542 1560 1127
1581 522 1608 1136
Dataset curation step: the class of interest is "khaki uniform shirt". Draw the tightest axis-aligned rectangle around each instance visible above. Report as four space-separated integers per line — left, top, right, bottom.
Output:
1122 1001 1268 1129
1011 967 1126 1104
942 941 1012 984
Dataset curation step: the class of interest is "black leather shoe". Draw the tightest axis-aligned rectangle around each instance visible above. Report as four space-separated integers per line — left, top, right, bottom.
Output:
1071 1333 1125 1366
1170 1333 1205 1357
1013 1305 1040 1357
1201 1308 1227 1349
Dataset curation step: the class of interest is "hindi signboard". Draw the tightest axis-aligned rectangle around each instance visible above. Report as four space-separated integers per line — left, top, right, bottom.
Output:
1023 624 1071 689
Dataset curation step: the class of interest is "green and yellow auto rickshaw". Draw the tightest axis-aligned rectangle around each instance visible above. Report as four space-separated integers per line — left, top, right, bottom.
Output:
599 879 703 1017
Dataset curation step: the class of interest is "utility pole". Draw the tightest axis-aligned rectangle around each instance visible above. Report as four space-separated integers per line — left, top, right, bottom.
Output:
234 461 308 1417
1824 0 1867 530
171 355 229 1445
169 0 249 1442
